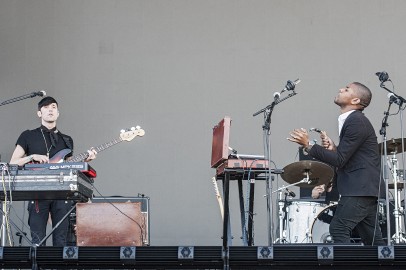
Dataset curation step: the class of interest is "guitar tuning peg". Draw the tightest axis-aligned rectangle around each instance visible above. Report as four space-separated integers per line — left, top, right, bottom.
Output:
135 126 141 130
120 129 126 133
130 127 136 131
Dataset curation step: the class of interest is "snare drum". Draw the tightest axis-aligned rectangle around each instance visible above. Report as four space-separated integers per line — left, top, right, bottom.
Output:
286 201 326 243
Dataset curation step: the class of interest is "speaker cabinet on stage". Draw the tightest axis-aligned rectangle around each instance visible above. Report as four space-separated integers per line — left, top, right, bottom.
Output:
76 196 150 246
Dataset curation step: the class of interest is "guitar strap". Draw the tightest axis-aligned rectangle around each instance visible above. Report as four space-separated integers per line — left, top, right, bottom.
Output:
58 131 74 151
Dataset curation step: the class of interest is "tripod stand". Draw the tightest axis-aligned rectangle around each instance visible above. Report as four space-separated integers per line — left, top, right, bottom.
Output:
387 150 406 243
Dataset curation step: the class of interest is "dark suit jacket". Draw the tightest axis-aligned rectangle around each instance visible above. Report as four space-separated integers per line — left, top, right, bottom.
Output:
309 110 384 197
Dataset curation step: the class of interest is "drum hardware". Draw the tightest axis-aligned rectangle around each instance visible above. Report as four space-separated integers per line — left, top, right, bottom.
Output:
379 138 406 244
272 184 299 243
276 189 291 243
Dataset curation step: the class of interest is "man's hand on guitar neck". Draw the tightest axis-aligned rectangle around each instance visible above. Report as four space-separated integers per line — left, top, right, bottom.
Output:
85 147 97 162
66 148 97 162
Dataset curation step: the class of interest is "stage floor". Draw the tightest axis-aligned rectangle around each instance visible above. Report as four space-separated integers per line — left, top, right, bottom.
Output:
1 244 406 269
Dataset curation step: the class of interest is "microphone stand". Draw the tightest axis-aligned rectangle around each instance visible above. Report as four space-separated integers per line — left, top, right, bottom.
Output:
380 101 393 245
0 91 44 246
0 92 42 107
253 91 297 246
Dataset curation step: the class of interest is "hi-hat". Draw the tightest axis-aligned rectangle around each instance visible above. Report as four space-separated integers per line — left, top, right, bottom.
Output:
379 138 406 155
281 160 334 187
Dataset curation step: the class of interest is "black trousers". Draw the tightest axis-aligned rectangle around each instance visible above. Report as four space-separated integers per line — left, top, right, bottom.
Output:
28 200 73 246
330 196 386 245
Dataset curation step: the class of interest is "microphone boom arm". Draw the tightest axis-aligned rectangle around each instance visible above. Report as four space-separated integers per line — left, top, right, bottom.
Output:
253 91 298 117
380 83 406 105
0 91 45 107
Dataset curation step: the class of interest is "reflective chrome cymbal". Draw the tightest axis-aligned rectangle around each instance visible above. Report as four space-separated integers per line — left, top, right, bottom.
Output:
379 138 406 155
281 160 334 187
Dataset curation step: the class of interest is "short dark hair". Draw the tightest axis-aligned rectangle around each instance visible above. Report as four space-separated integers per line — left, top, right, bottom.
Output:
352 82 372 109
38 96 58 110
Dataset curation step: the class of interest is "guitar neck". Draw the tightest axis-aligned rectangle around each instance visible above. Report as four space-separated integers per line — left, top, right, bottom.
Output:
212 177 224 221
70 137 124 162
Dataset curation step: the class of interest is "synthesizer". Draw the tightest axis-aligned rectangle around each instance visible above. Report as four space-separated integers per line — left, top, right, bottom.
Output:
0 169 93 201
24 162 97 178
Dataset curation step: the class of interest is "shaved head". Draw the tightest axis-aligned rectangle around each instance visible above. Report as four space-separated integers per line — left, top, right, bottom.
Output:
351 82 372 109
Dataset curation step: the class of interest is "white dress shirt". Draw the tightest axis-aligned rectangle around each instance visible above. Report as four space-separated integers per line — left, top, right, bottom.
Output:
338 110 355 136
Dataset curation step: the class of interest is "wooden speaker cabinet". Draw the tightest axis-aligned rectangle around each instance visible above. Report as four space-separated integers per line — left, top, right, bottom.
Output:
76 201 147 246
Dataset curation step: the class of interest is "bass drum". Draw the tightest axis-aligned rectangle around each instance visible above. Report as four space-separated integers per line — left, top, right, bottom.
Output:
310 204 336 243
311 203 386 243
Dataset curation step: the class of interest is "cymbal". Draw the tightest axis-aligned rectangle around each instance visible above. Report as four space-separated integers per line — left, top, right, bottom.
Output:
281 160 334 187
379 138 406 155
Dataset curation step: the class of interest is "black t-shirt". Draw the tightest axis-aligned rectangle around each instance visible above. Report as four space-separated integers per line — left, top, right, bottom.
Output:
16 126 74 161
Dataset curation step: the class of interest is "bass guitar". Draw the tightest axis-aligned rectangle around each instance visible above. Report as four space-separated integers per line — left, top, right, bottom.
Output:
49 126 145 163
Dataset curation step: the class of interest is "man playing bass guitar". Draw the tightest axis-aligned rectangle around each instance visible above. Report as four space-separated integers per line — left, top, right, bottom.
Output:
10 96 97 246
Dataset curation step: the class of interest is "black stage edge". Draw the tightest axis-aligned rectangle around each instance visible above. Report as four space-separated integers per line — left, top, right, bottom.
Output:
0 245 406 269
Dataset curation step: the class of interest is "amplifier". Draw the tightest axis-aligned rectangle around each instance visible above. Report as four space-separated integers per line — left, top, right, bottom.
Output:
79 196 150 246
91 196 149 213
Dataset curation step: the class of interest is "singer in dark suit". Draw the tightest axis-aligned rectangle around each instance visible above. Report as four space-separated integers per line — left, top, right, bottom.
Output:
288 82 385 245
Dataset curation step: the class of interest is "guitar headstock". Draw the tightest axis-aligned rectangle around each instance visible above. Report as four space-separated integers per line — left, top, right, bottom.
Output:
120 126 145 141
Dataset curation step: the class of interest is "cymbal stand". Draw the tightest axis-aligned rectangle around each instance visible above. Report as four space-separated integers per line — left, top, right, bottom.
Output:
396 97 406 240
379 79 406 243
388 152 406 243
275 191 289 243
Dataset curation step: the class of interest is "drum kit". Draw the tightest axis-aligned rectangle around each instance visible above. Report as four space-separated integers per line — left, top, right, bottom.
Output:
273 138 406 244
274 160 335 243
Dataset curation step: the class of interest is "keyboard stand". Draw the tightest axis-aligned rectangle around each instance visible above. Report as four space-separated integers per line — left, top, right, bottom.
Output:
216 167 269 270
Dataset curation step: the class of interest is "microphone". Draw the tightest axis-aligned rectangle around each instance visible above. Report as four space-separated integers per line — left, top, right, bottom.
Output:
35 90 46 97
228 146 238 155
273 91 281 101
309 127 322 133
285 188 296 198
376 71 389 83
283 79 301 92
30 90 46 97
388 92 402 105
